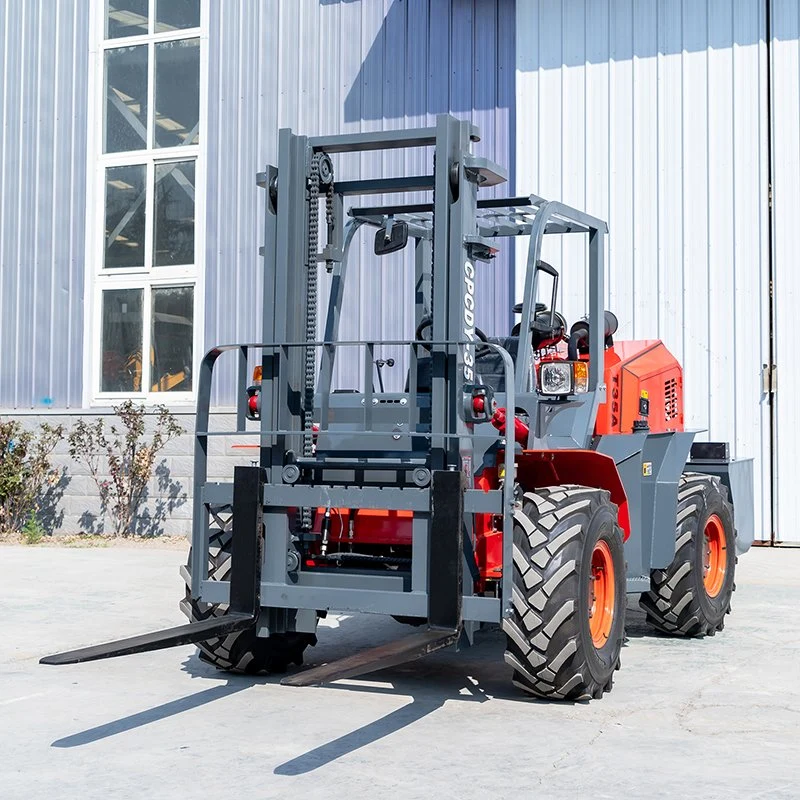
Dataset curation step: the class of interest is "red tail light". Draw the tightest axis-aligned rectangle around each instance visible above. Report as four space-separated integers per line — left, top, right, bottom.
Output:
245 385 261 419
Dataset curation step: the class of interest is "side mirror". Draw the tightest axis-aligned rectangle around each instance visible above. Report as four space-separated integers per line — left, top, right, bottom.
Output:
374 220 408 255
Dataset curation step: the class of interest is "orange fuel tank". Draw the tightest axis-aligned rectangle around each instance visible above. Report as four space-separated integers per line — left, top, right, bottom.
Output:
594 340 684 435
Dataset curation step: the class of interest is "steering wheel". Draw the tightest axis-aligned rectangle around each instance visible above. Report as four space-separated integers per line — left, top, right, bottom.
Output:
414 316 491 356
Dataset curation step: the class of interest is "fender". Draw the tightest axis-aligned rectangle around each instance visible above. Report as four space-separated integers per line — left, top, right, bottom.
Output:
515 449 631 540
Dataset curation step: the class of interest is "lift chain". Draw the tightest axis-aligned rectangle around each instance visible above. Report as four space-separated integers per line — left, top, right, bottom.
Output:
301 151 335 529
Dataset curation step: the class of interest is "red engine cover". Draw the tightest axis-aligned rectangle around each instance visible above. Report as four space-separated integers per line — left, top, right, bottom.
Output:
595 340 684 435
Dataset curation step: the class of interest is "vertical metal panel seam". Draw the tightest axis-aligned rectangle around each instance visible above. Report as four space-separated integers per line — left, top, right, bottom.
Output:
0 1 8 393
14 1 26 407
235 5 244 343
583 0 596 300
630 1 637 335
731 3 738 445
679 0 686 378
559 0 565 274
537 0 542 208
67 2 77 405
705 0 712 432
606 0 612 307
759 0 769 532
31 2 43 406
655 1 662 335
48 0 61 394
213 3 224 374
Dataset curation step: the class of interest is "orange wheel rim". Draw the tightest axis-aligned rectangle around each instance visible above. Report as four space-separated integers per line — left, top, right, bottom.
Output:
703 514 727 598
589 540 615 648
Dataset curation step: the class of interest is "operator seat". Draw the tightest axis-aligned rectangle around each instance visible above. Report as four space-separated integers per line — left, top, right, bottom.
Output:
406 303 564 394
406 337 519 394
474 337 519 392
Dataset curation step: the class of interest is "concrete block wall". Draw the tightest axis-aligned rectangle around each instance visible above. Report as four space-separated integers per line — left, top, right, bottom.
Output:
2 408 261 537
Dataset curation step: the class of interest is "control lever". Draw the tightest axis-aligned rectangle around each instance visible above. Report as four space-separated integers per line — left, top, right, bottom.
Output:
374 358 395 392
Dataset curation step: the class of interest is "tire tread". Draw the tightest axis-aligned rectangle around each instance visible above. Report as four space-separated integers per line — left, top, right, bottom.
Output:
181 528 315 673
639 473 735 637
503 485 626 701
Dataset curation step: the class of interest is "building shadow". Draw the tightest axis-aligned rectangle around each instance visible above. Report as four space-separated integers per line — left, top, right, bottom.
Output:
38 466 70 534
133 459 188 538
76 459 187 537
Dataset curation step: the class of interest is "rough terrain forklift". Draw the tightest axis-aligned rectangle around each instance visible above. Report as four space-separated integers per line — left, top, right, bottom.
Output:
43 115 754 700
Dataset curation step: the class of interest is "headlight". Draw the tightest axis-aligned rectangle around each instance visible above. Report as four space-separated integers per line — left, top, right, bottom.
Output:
538 361 590 396
540 362 573 395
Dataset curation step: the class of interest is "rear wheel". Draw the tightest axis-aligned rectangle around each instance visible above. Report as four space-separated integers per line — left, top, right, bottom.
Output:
503 485 626 700
639 473 736 636
180 527 316 673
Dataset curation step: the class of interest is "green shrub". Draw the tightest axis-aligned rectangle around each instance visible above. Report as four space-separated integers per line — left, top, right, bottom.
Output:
68 401 184 537
0 419 64 537
21 511 45 545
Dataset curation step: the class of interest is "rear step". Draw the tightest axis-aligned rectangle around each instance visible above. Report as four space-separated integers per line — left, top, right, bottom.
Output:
281 627 460 686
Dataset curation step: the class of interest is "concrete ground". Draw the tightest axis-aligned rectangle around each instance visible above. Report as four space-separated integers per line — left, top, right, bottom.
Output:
1 545 798 800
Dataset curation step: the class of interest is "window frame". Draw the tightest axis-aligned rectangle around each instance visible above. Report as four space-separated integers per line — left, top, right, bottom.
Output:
84 0 207 407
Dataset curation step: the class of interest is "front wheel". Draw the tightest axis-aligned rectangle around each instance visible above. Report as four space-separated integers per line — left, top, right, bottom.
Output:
503 485 626 701
639 473 736 636
180 527 316 673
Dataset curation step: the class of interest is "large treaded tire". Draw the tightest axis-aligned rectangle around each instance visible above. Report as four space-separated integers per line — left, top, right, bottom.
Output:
639 472 736 636
504 485 626 701
180 528 316 673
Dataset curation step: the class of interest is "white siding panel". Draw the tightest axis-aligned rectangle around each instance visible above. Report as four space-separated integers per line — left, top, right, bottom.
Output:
206 0 516 403
0 0 90 408
771 0 800 542
516 0 771 539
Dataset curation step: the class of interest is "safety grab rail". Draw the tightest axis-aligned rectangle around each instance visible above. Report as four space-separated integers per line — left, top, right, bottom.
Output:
191 338 518 618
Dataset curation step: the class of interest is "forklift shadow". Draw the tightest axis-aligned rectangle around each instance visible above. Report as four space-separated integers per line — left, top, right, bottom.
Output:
267 614 585 776
51 607 646 754
270 602 665 775
143 611 577 775
50 676 255 748
623 599 658 640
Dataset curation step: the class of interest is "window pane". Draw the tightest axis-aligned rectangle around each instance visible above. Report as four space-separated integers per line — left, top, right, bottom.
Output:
155 0 200 32
105 0 149 39
153 38 200 148
151 286 194 392
154 38 200 148
102 289 143 392
104 164 147 269
153 161 195 266
104 45 148 153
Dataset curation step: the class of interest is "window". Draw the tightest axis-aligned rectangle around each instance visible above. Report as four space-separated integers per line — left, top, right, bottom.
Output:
89 0 203 402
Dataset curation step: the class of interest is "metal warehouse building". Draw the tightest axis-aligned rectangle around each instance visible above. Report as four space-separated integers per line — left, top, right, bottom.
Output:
0 0 796 543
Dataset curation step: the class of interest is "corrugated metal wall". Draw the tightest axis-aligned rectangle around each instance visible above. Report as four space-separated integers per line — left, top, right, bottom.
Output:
516 0 772 539
205 0 516 401
770 0 800 542
0 0 796 543
0 0 90 408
